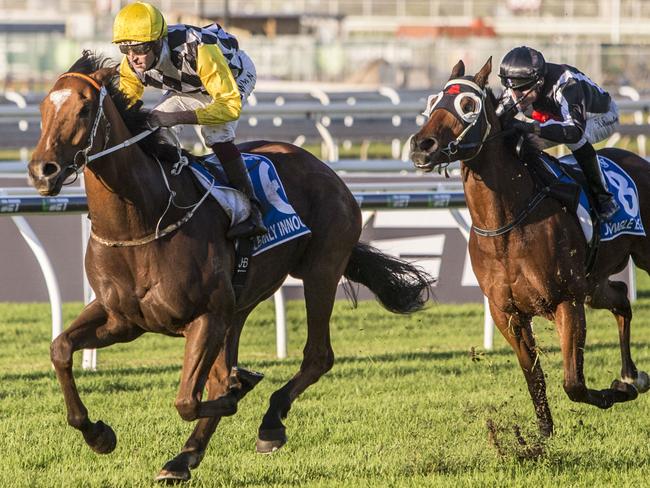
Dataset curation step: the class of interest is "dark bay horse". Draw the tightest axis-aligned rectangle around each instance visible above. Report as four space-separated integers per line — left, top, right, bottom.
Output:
28 53 433 482
410 58 650 438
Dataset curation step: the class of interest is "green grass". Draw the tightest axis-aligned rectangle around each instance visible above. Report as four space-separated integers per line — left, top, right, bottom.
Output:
2 276 650 487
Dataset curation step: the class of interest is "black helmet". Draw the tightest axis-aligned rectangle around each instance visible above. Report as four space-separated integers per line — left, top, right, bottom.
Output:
499 46 546 90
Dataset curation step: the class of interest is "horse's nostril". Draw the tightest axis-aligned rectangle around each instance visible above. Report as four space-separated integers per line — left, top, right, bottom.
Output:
418 137 438 152
42 161 61 177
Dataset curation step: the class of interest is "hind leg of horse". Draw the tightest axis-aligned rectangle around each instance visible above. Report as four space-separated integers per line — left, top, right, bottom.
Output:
590 279 649 393
50 300 144 454
256 270 340 453
488 301 553 436
157 309 263 482
555 300 637 409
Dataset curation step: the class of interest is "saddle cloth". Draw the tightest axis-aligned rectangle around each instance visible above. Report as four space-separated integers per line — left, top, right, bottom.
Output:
539 153 645 242
190 153 311 255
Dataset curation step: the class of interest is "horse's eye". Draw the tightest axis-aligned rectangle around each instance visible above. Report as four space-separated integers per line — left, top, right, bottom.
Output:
461 98 476 114
79 104 91 118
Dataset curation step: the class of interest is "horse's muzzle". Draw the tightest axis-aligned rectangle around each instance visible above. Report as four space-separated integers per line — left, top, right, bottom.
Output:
410 150 434 171
28 159 65 196
409 135 440 172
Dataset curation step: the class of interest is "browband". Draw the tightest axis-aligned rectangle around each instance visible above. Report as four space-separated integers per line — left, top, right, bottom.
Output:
57 72 102 91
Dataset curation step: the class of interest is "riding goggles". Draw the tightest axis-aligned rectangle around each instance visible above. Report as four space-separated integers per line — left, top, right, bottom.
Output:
503 77 541 91
119 41 156 55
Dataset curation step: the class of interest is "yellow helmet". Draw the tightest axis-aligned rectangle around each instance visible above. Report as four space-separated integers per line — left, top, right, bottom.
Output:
112 2 167 44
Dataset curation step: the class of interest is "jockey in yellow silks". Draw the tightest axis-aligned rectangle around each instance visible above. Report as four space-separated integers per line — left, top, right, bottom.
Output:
113 1 267 238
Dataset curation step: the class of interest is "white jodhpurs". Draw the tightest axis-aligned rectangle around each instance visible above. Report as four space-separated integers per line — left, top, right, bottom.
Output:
154 50 256 147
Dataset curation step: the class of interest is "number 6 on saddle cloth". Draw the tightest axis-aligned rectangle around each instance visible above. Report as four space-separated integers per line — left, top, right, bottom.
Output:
190 152 311 255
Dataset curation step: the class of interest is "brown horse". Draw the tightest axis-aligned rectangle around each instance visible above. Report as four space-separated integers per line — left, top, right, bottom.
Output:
410 58 650 438
28 52 433 482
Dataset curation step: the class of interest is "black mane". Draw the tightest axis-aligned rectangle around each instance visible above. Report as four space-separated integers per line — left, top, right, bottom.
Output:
66 50 180 162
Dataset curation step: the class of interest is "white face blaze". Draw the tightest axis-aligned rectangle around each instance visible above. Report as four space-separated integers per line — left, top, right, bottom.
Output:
48 89 72 115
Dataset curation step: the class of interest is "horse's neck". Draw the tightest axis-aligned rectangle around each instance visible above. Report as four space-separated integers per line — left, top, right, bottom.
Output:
462 144 536 232
83 100 180 240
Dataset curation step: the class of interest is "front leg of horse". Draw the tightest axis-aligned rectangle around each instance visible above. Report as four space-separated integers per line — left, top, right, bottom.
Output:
173 314 235 422
555 300 638 410
156 313 237 483
51 300 143 454
488 303 553 437
157 365 264 483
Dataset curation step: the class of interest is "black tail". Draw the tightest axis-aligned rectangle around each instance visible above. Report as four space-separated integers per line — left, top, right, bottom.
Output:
343 242 435 314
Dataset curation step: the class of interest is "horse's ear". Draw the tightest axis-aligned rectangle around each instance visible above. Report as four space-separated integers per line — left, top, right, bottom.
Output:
449 60 465 79
474 57 492 88
92 66 118 86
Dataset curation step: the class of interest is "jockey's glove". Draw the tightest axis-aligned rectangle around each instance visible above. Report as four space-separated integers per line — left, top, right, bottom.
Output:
508 119 541 136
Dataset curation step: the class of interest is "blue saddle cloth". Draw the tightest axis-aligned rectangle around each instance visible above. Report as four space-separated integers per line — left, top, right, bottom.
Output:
190 153 311 255
539 153 645 241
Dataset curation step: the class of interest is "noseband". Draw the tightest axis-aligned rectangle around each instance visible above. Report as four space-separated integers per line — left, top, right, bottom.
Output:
419 78 492 165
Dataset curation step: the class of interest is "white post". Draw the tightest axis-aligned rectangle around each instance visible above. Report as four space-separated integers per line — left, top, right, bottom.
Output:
628 259 637 301
11 215 63 340
79 173 98 371
483 295 494 350
273 288 287 359
80 214 97 370
449 208 494 349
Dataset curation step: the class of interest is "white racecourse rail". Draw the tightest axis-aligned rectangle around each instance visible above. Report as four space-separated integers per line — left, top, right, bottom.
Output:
0 174 500 369
2 168 635 369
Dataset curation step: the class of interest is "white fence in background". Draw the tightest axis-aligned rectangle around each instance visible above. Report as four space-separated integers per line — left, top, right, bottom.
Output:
1 177 499 369
1 175 638 370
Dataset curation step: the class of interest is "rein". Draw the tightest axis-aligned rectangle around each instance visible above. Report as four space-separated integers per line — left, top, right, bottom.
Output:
471 186 551 237
57 72 212 247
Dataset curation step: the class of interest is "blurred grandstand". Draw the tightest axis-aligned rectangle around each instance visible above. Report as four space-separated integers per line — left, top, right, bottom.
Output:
1 0 650 92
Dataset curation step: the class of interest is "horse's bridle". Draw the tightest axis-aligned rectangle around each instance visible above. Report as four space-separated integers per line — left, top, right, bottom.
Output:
57 72 157 176
420 76 553 238
54 72 213 247
57 73 111 175
419 78 492 166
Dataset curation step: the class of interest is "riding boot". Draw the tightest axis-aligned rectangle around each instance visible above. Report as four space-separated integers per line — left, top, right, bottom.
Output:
573 144 620 220
219 155 268 239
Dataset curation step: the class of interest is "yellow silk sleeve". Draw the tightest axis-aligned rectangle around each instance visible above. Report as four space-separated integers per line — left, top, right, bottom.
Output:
194 44 242 125
117 57 144 107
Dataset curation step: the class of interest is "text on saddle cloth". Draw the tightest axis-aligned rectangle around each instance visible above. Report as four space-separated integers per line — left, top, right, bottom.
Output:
190 153 311 255
539 153 645 242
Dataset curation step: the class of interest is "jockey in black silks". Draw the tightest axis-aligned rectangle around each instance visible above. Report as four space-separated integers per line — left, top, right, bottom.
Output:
497 46 620 220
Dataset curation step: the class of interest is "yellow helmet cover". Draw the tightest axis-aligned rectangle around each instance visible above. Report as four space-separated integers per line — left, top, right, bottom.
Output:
113 2 167 44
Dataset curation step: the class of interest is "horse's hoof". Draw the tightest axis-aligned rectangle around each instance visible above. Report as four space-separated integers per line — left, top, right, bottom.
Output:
83 420 117 454
611 379 639 402
155 468 191 484
256 427 287 454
